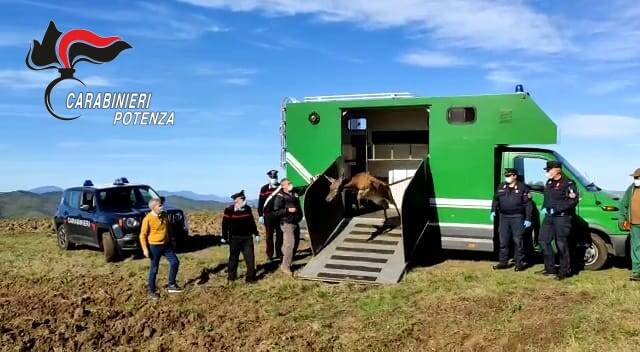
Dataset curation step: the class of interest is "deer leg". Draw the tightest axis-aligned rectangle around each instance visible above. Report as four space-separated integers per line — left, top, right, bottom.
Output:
356 190 365 209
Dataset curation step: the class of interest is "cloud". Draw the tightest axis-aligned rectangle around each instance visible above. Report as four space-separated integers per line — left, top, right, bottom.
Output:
485 68 521 87
0 70 116 89
397 50 466 68
0 69 56 89
0 29 38 47
80 76 115 87
193 63 258 85
21 1 228 41
587 80 635 95
559 114 640 138
222 78 251 86
179 0 566 54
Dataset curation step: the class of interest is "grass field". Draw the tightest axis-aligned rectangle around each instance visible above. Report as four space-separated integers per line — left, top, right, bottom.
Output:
1 231 640 351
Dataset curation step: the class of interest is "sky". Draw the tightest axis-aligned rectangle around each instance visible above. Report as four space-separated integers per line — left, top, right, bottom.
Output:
0 0 638 196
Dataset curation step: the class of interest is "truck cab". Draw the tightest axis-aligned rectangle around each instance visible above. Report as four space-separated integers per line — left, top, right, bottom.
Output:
501 147 626 270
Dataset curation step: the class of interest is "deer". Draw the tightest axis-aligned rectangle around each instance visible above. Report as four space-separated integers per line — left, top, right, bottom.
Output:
324 172 400 222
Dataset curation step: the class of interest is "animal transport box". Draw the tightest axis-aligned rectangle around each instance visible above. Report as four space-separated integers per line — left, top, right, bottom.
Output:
280 91 627 284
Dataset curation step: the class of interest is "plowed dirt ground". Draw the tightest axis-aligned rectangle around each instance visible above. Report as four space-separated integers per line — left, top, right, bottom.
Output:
1 214 640 351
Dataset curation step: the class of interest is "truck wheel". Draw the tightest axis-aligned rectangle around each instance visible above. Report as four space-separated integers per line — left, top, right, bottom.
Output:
584 233 608 271
57 225 74 250
102 232 120 262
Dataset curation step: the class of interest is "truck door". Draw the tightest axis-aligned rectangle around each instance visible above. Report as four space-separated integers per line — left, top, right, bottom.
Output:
502 151 553 247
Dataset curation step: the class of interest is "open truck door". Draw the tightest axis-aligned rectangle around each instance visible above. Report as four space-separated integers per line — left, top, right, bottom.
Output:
298 157 431 284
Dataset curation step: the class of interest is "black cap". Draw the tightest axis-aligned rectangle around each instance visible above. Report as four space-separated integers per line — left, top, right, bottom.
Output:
544 160 562 171
231 190 245 200
504 168 518 176
267 170 278 178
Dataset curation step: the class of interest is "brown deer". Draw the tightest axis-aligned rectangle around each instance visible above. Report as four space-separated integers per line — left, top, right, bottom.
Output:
324 172 400 221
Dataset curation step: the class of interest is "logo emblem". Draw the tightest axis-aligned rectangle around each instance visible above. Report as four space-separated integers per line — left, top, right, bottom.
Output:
26 21 131 120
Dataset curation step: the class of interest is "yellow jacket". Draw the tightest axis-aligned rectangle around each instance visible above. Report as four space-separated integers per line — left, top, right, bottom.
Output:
139 212 168 252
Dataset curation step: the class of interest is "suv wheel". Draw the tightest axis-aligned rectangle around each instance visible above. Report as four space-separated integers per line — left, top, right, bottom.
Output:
102 232 120 262
57 225 74 250
584 233 609 271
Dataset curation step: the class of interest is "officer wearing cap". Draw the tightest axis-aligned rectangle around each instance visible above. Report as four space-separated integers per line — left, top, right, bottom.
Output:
619 168 640 281
222 190 260 283
491 168 533 271
538 160 579 280
258 170 283 261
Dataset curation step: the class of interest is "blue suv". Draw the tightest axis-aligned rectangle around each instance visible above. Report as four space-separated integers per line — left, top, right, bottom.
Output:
53 178 189 262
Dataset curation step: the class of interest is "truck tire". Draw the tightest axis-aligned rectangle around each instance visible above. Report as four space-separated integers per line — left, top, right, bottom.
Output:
102 232 120 262
584 233 608 271
57 225 74 250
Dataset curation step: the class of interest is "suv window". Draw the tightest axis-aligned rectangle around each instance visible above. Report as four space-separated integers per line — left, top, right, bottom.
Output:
514 157 547 191
98 186 160 211
81 190 95 210
66 190 82 209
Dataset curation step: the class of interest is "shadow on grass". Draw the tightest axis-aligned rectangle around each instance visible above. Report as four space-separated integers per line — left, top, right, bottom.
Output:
183 246 314 286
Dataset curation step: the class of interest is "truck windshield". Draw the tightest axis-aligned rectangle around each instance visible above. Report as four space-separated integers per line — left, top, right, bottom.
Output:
98 186 160 211
553 153 601 192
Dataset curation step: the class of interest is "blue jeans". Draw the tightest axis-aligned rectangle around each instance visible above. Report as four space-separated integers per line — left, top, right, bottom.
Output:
148 244 179 293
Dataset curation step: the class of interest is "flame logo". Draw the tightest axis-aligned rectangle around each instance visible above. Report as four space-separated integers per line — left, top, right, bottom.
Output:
26 21 132 120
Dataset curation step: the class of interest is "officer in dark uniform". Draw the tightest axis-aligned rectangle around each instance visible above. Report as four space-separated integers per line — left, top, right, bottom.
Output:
222 190 260 283
491 168 533 271
537 161 579 280
258 170 283 261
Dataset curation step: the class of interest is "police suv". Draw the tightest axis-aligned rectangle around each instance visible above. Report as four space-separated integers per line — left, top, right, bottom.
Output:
53 178 189 262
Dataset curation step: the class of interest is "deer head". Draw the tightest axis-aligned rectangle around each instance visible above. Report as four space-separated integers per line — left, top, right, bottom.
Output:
324 175 345 202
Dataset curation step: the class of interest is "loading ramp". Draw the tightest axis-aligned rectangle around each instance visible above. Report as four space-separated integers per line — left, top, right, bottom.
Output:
297 213 405 283
297 157 431 284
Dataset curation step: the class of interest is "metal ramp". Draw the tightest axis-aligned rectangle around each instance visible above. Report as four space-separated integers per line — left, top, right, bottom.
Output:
297 215 405 284
297 157 431 285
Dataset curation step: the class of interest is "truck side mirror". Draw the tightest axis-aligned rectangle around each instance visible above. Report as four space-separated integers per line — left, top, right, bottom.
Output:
160 196 166 205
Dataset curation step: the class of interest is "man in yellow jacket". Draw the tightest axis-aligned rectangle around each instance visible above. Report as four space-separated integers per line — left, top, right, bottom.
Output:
140 198 182 299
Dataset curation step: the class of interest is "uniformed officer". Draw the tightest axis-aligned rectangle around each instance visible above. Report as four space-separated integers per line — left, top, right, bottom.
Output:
258 170 283 261
491 168 533 271
537 160 579 280
222 190 260 283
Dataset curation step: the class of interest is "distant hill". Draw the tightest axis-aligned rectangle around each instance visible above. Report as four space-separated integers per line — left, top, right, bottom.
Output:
28 186 63 194
0 191 61 218
159 190 228 202
163 196 226 212
0 191 227 219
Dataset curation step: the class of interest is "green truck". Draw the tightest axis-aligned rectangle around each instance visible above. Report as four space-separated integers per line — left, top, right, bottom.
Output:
280 90 627 284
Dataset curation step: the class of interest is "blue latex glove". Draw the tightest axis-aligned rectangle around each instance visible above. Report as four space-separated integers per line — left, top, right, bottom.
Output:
549 208 555 215
523 220 532 228
490 212 496 222
541 208 548 216
255 235 261 243
259 216 264 225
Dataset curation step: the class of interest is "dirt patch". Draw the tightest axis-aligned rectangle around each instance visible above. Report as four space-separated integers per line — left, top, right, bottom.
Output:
0 212 265 237
0 218 54 235
408 290 594 352
187 211 265 237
